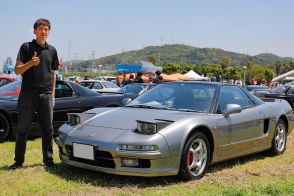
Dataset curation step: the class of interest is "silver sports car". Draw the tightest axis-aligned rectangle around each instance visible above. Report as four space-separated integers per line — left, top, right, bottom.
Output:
55 82 294 180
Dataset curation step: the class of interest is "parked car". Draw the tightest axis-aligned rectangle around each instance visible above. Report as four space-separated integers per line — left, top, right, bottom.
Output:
0 75 17 87
0 80 125 142
67 76 80 83
94 76 116 81
79 80 121 94
264 85 294 109
244 85 270 98
119 83 157 99
55 82 294 180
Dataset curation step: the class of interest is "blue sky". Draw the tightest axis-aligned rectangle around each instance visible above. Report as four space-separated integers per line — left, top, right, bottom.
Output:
0 0 293 64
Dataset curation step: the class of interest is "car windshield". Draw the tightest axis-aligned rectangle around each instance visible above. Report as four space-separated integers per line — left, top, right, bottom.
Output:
246 86 269 91
127 83 217 112
120 84 157 95
0 80 21 100
101 81 119 88
271 85 289 94
79 82 94 88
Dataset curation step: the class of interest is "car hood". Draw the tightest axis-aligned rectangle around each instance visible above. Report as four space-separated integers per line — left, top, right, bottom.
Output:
82 107 204 130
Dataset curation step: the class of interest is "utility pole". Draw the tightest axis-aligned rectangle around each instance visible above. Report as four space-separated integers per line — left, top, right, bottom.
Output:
91 50 95 72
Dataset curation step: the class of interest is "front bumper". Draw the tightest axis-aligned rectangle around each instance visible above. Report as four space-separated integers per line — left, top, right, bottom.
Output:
55 136 179 177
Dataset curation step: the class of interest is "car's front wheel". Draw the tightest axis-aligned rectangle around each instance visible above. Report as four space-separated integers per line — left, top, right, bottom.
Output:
178 132 210 180
270 119 287 155
0 112 10 142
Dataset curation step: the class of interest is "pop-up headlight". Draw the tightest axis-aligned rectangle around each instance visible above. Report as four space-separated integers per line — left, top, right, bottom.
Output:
137 120 158 134
136 119 174 134
67 113 96 126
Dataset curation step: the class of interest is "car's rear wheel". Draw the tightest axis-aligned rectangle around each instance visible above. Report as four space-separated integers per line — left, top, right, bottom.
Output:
0 112 10 142
270 119 287 155
178 132 210 181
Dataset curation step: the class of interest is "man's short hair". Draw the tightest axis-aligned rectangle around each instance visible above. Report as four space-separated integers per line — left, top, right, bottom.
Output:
34 18 51 30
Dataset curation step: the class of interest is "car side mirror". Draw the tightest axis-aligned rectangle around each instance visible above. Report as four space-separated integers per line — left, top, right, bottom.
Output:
223 104 242 118
122 98 132 106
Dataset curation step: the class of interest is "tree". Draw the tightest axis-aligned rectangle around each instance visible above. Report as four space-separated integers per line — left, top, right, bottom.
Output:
275 61 282 76
161 62 181 74
246 61 254 69
147 55 157 65
289 61 294 71
220 56 231 70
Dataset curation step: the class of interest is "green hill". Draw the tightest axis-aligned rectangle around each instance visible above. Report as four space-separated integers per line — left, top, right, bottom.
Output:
92 44 294 67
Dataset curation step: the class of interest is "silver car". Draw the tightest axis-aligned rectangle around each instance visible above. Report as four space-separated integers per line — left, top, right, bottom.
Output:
55 82 294 180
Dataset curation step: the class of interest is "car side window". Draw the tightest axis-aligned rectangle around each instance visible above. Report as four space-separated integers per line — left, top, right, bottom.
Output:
93 82 103 89
55 83 73 98
218 86 254 112
287 87 294 95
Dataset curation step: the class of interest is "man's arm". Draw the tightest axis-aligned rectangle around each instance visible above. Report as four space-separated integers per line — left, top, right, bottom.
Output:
52 70 56 106
15 52 40 75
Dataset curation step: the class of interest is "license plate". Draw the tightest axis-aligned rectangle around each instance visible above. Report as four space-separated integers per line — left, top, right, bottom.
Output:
73 143 94 160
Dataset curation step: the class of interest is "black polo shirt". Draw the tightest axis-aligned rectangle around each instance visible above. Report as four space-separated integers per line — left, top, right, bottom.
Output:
17 39 59 93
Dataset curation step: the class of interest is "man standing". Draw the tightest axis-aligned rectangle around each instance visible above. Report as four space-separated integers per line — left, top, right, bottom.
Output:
9 18 59 169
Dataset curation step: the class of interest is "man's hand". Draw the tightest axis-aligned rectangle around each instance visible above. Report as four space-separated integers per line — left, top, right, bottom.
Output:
30 52 40 66
52 98 55 108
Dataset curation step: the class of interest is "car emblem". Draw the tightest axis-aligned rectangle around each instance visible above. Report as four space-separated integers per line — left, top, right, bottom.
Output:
88 132 96 137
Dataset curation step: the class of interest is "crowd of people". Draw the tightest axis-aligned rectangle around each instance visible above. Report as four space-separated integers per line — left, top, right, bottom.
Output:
120 70 163 87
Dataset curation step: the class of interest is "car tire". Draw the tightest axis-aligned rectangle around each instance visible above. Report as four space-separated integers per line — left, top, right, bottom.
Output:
178 132 210 181
0 112 10 143
270 119 287 155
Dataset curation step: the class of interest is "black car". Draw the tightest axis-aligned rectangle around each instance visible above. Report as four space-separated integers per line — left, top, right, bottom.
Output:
0 80 125 142
244 85 270 98
264 85 294 109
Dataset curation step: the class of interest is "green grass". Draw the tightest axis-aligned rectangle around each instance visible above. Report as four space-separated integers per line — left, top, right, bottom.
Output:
1 134 294 195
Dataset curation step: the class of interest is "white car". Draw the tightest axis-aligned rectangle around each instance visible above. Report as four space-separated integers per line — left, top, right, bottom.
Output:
79 80 120 94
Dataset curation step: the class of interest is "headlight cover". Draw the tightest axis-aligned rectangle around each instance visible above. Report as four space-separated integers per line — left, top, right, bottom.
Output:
67 113 96 126
136 119 173 134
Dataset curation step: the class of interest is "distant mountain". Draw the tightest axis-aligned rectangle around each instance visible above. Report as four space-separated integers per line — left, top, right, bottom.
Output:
94 44 294 67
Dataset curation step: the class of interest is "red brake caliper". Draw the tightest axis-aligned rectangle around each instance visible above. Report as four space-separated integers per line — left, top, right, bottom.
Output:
188 151 193 166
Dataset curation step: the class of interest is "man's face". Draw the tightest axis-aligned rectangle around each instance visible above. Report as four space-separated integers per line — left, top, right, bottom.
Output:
33 25 50 41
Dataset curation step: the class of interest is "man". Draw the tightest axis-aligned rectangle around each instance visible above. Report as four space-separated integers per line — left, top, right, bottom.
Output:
9 18 59 170
153 70 163 84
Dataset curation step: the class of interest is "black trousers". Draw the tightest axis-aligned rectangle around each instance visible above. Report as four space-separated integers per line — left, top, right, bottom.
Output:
14 92 54 164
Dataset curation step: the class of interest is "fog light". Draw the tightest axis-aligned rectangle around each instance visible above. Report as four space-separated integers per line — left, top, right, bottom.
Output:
121 158 139 167
118 144 159 151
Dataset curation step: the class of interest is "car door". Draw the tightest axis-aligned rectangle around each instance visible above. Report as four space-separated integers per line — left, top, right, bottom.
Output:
53 82 84 128
216 85 264 158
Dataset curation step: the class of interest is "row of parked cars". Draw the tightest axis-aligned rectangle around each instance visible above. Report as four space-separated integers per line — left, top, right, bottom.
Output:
1 78 294 180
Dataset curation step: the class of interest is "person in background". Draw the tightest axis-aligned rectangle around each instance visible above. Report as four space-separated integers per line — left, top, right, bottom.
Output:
135 72 144 83
153 70 163 84
260 79 267 86
234 77 243 86
9 18 59 170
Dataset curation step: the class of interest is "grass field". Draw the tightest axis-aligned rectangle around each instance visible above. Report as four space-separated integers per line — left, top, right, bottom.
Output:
1 133 294 195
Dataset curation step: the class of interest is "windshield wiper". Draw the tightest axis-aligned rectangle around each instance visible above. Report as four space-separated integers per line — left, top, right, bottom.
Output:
176 108 200 112
127 104 160 109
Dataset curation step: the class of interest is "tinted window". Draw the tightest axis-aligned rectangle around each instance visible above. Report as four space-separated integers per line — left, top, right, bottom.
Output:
271 86 289 94
79 82 94 89
0 78 9 87
55 83 73 98
128 83 217 112
218 86 254 112
287 87 294 95
93 82 103 89
101 81 119 88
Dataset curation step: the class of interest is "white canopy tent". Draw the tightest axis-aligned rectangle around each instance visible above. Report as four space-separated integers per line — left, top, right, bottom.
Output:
184 70 209 81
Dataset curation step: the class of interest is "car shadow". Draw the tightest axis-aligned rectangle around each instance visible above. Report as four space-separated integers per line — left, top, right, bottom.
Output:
44 150 272 188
